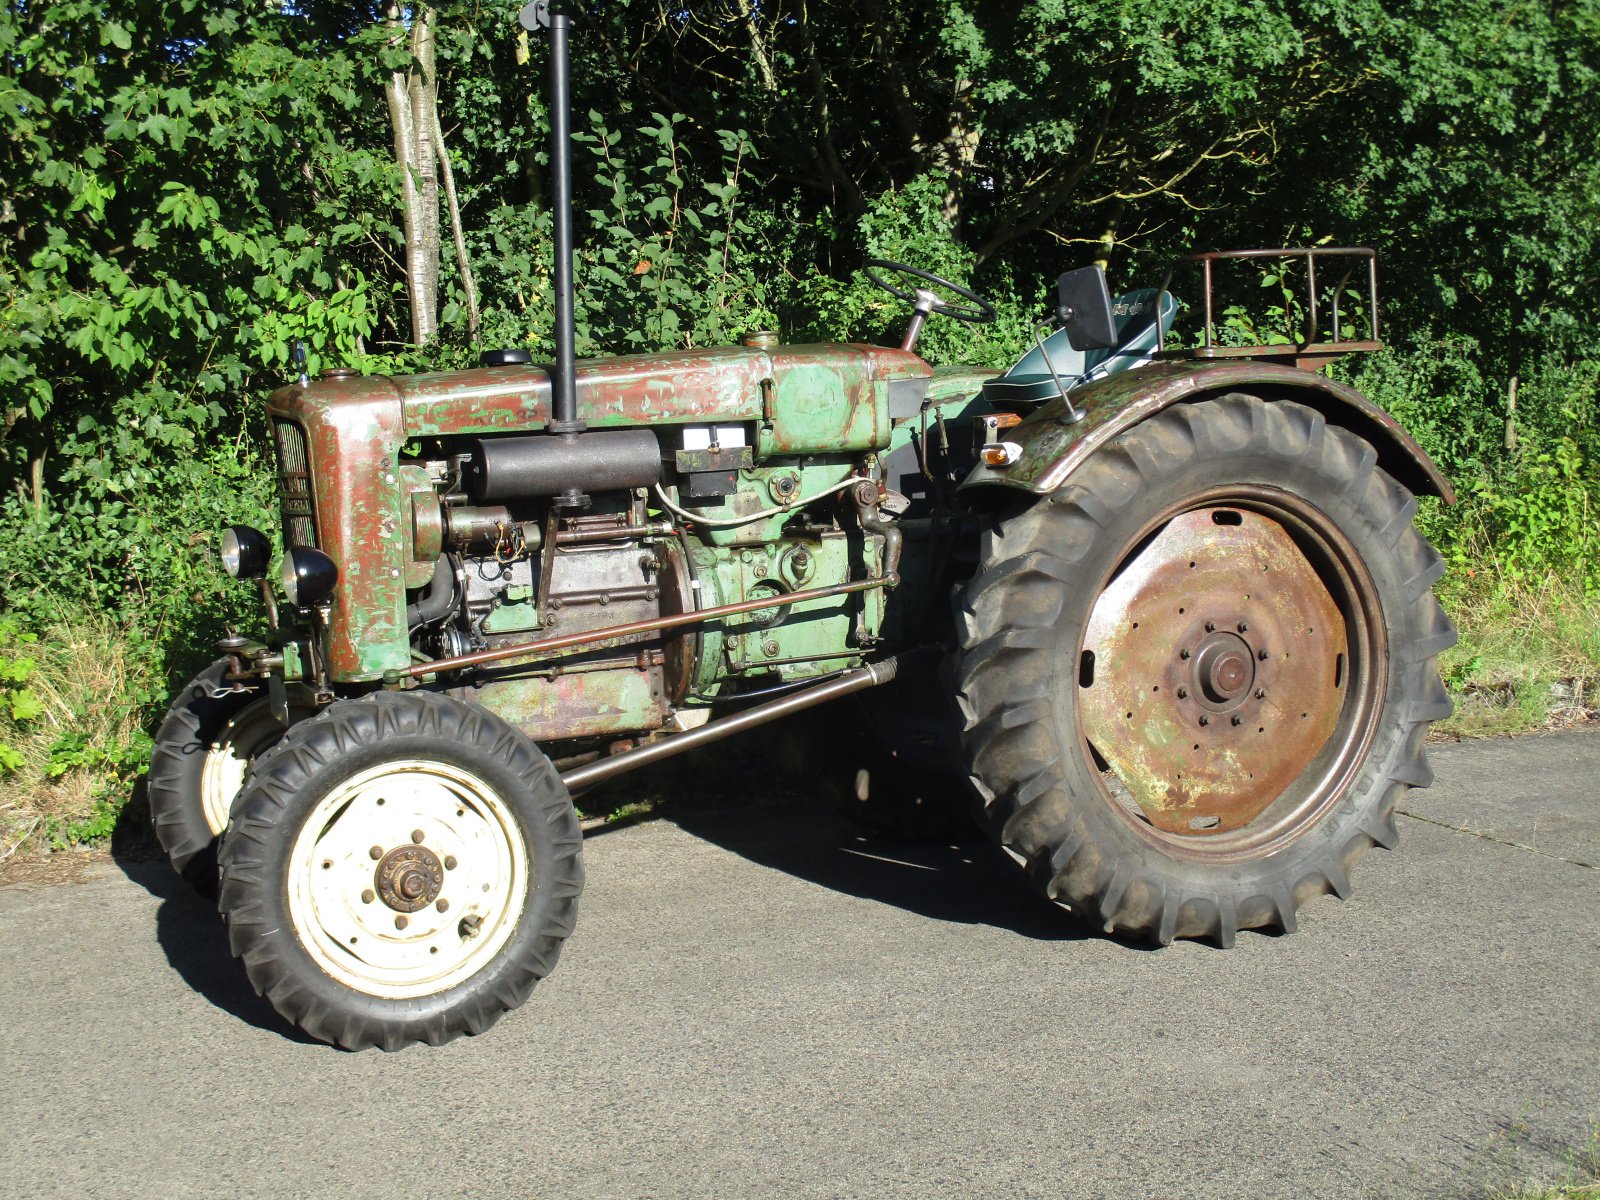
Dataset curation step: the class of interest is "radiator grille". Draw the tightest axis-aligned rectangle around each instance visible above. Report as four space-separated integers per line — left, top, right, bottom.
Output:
272 418 318 548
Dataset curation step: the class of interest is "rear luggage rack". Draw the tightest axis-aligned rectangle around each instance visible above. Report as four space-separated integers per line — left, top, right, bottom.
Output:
1164 247 1382 370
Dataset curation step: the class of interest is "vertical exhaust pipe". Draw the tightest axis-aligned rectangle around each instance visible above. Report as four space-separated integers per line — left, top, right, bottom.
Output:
520 3 589 504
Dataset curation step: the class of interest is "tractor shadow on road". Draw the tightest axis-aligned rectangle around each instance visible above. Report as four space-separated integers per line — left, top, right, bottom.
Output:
674 802 1087 941
618 738 1146 947
112 828 321 1044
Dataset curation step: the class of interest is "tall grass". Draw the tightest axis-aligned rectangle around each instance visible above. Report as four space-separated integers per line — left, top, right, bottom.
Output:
0 610 160 860
1434 572 1600 738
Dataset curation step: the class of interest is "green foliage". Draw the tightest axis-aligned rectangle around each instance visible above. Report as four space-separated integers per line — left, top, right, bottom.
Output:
0 620 41 774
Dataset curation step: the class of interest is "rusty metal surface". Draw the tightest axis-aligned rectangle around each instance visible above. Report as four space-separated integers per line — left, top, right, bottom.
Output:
374 844 445 912
267 376 411 680
959 359 1454 503
1175 246 1380 352
758 345 893 455
382 343 928 447
560 649 933 793
1079 505 1347 837
451 665 667 745
262 342 928 685
396 574 890 680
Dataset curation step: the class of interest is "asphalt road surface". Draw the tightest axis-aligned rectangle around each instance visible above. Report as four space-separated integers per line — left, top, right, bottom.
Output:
2 730 1597 1199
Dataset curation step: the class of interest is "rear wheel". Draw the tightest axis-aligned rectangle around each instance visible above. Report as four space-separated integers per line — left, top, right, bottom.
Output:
956 395 1454 945
218 691 582 1050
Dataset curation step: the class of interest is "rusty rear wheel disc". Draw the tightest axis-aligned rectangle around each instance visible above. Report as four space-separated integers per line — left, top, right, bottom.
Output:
1077 488 1384 860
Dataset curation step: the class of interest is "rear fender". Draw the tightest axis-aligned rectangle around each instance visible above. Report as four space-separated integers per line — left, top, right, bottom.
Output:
959 360 1453 504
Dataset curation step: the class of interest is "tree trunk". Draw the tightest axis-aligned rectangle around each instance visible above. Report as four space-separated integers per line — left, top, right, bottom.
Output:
386 7 441 346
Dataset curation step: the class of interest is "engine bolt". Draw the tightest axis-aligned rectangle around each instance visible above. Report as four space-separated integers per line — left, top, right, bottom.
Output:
369 845 383 861
361 889 376 904
1238 621 1249 633
1198 715 1210 726
1231 715 1243 726
444 855 458 870
1259 649 1270 660
1205 621 1216 633
436 899 449 913
394 915 409 930
412 829 425 843
1176 687 1188 699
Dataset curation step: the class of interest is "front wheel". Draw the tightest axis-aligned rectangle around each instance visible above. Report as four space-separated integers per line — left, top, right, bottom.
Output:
956 394 1455 945
147 658 306 897
218 692 583 1050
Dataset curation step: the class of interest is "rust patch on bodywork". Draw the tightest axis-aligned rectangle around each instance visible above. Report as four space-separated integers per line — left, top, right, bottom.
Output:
394 344 925 454
1079 506 1347 835
267 375 411 680
960 360 1454 503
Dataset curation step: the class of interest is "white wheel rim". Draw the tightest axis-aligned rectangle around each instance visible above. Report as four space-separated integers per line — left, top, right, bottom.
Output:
200 700 289 837
286 759 528 1000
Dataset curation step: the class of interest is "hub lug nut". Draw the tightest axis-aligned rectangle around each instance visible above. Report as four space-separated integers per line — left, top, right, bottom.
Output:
394 915 409 930
1198 715 1210 726
1204 621 1216 633
361 889 376 904
1258 648 1270 660
1176 687 1188 699
1231 715 1242 726
444 855 458 870
1255 688 1266 700
411 829 425 844
369 845 383 861
1179 649 1191 660
436 898 450 913
1238 621 1249 632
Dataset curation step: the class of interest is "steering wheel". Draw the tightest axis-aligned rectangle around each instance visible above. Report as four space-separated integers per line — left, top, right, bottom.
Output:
863 259 996 324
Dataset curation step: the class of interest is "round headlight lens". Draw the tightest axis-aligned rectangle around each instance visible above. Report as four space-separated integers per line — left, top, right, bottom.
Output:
221 525 271 579
280 547 339 608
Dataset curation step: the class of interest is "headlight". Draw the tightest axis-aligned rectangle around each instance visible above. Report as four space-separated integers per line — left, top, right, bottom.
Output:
280 547 339 607
221 526 271 579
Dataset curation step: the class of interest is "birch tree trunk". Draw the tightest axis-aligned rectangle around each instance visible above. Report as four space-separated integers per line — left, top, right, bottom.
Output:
386 7 441 346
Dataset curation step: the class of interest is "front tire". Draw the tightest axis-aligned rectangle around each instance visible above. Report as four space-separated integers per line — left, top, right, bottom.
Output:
218 691 583 1050
956 395 1455 945
147 659 303 897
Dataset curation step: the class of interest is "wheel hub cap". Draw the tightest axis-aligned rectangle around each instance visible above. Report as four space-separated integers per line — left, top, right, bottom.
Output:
1193 633 1254 707
1078 505 1348 838
375 844 445 912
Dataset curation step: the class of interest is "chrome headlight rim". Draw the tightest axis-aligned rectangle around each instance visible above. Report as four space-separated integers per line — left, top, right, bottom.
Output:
221 525 271 580
281 546 339 608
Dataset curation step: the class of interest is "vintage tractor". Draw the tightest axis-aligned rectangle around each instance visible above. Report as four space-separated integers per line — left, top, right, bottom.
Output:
147 4 1454 1050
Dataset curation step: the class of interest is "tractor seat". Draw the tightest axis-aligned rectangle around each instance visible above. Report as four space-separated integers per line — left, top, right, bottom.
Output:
982 288 1178 406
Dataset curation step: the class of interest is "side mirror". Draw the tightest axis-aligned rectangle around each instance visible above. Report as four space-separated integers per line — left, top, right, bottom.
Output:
1055 266 1117 351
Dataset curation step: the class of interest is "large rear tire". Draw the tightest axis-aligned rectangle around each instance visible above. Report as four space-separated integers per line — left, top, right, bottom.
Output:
956 395 1455 945
218 691 582 1050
